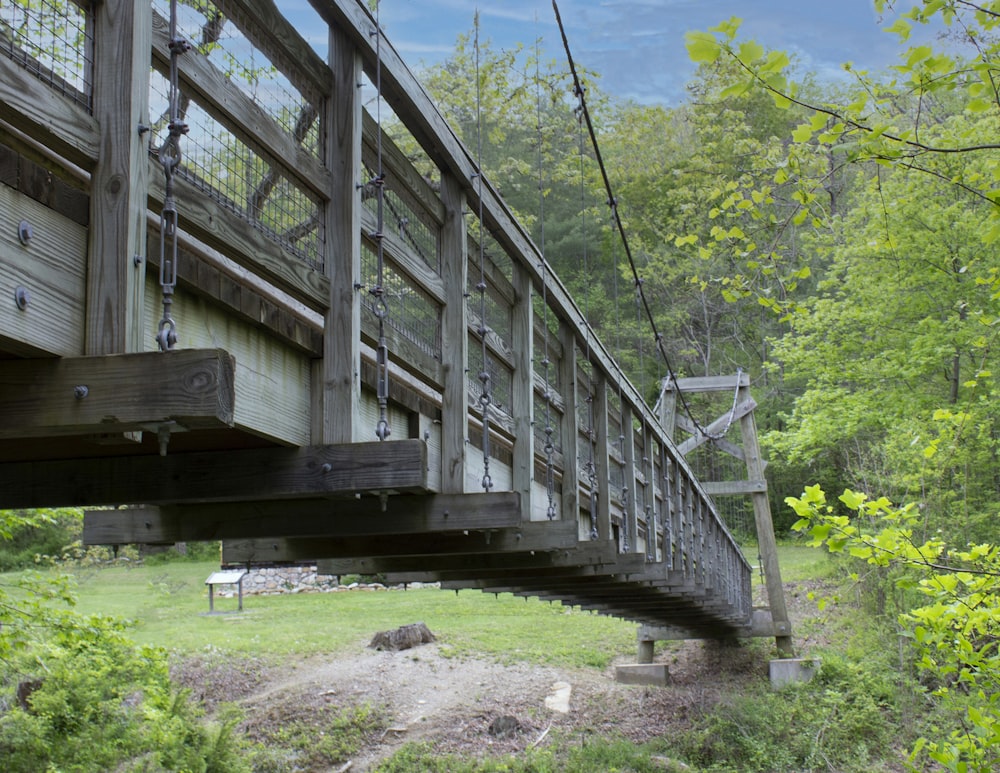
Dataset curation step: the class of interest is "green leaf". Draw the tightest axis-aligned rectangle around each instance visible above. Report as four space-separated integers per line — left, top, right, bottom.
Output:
685 31 722 63
738 40 764 63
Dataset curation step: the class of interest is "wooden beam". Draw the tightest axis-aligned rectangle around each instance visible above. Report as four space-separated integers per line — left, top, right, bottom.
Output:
0 349 234 440
663 373 750 393
222 518 576 563
0 438 428 509
150 10 330 200
701 480 768 496
87 0 150 355
676 397 757 456
84 491 517 544
0 53 99 169
216 0 332 103
147 169 329 310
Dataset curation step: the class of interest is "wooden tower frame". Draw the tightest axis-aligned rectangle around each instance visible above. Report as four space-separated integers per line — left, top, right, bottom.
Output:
650 373 794 656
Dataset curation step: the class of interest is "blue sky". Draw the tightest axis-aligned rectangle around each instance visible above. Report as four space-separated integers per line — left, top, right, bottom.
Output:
308 1 934 106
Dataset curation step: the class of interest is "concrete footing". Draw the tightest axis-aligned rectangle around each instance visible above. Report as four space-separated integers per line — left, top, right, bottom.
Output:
615 663 670 686
769 658 820 688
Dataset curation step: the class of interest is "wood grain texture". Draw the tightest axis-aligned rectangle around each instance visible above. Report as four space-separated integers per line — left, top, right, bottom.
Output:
0 348 234 439
150 9 330 200
87 0 150 355
0 185 87 355
147 169 329 310
84 491 515 544
439 172 468 493
0 56 99 169
1 438 427 509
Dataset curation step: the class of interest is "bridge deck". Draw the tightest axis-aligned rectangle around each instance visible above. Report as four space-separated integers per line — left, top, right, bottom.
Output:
0 0 753 637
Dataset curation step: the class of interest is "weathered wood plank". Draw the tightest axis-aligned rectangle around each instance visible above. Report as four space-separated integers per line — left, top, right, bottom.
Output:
84 491 517 544
361 112 445 226
359 209 445 304
0 349 234 439
0 439 428 510
0 185 87 356
221 517 575 563
664 373 750 393
87 0 150 356
440 172 468 493
316 23 363 443
511 262 533 518
738 384 794 653
216 0 332 103
145 226 322 356
0 54 99 168
150 9 330 200
701 480 768 496
676 397 757 456
147 168 329 310
557 321 580 524
312 0 706 495
163 284 311 445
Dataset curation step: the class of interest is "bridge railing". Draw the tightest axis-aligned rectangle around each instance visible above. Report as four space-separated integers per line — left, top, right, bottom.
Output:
0 0 751 619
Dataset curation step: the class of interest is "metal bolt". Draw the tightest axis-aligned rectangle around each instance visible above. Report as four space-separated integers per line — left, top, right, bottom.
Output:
14 286 30 310
74 385 89 399
133 254 144 267
320 463 332 473
17 220 32 245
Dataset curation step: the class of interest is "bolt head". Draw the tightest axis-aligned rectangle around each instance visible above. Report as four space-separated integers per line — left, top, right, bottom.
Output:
17 220 32 245
14 286 30 310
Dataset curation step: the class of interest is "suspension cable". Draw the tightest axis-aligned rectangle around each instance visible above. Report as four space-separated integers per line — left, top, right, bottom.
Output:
156 0 190 352
473 13 494 491
370 1 391 441
552 0 736 442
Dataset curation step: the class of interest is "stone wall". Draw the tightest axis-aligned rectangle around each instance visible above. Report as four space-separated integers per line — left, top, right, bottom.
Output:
231 565 438 596
239 565 380 595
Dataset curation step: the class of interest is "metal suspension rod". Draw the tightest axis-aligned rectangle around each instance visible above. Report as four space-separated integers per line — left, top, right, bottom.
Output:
156 0 190 352
534 29 557 520
370 1 391 441
473 13 493 491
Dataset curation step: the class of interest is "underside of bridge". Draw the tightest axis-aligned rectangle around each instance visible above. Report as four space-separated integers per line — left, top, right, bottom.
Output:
0 0 788 648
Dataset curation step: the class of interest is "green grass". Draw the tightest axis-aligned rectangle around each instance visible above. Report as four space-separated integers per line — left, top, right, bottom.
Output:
62 559 636 668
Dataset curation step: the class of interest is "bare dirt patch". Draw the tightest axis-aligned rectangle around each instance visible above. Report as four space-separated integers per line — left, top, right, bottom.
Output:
176 583 828 771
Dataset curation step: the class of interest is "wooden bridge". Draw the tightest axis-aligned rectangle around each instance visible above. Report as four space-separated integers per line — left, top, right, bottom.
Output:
0 0 785 644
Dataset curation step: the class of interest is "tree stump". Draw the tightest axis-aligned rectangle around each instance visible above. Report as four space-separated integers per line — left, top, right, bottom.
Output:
368 622 436 651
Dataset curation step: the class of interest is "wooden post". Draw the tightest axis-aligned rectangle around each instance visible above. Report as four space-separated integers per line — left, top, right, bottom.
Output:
510 263 533 518
87 0 151 355
620 403 638 552
315 23 362 444
439 173 468 493
592 370 612 543
739 384 794 656
558 323 579 525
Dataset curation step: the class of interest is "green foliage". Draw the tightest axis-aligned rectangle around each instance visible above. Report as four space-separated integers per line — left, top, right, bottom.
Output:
677 653 900 772
788 486 1000 772
375 735 683 773
0 509 81 571
244 701 387 770
0 615 248 772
